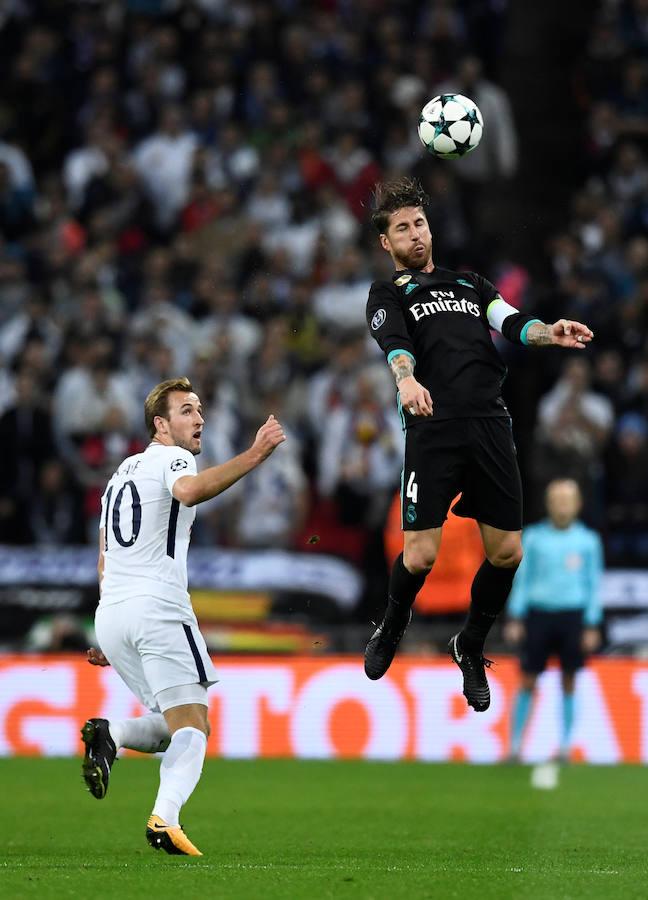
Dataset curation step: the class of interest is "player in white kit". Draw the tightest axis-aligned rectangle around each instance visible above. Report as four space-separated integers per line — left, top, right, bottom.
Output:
80 377 285 856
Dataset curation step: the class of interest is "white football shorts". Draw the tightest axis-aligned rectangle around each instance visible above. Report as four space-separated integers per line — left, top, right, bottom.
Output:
95 595 218 712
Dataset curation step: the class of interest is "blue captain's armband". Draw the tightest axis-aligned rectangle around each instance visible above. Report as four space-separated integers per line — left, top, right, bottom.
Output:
520 319 544 345
387 349 415 365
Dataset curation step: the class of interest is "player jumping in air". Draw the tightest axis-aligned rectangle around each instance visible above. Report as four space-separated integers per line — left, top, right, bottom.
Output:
82 378 285 855
364 177 594 710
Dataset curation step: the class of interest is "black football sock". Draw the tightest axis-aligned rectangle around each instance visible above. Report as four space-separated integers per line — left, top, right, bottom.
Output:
460 559 519 654
386 553 427 616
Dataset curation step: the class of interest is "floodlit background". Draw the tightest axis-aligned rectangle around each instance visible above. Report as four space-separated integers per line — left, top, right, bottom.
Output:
1 0 648 764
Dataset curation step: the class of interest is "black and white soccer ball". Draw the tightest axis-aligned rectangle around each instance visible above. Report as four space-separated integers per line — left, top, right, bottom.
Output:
418 94 483 159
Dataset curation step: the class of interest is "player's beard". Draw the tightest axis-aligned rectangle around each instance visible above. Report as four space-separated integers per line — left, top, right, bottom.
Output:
394 239 432 270
171 431 201 456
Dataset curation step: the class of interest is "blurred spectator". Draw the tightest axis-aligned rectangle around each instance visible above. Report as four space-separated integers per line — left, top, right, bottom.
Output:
233 395 308 549
607 142 648 204
203 123 260 193
0 138 35 193
619 0 648 55
0 160 35 239
307 330 366 440
534 358 614 521
65 283 124 346
317 365 403 528
624 356 648 417
592 348 626 411
326 130 381 220
247 318 305 425
79 158 154 247
63 119 115 212
130 281 195 372
52 338 137 453
315 184 360 256
284 279 327 374
149 25 186 101
0 367 55 543
30 459 85 546
122 329 168 410
133 105 198 231
536 358 614 457
0 291 61 368
242 61 281 126
262 191 321 277
613 56 648 138
246 171 292 230
605 412 648 564
196 280 261 367
313 247 372 333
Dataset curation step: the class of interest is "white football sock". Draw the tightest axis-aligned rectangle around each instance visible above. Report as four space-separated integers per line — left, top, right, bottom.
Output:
109 713 171 753
152 726 207 826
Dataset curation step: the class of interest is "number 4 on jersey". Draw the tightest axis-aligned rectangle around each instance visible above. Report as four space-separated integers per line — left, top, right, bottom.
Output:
406 471 418 504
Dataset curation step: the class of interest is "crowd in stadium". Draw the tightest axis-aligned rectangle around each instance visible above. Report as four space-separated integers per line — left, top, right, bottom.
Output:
0 0 647 584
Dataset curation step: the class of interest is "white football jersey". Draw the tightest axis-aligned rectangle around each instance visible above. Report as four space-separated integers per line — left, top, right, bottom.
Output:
99 443 197 607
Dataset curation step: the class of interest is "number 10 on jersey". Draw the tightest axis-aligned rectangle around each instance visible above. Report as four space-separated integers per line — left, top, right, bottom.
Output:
103 480 142 549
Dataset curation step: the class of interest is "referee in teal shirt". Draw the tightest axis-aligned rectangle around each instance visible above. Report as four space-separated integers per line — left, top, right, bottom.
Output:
505 479 604 761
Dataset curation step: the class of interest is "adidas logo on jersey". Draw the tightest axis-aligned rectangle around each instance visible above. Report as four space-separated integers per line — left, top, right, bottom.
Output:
409 294 481 322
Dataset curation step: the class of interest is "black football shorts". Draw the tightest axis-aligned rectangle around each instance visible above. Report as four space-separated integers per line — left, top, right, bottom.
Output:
520 609 586 674
401 417 523 532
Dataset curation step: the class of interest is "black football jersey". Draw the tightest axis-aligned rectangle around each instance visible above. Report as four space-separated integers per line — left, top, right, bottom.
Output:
366 266 536 423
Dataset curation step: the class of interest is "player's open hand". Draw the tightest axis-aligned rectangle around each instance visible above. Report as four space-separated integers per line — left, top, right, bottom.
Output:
252 414 286 461
550 319 594 349
87 647 110 667
398 376 433 417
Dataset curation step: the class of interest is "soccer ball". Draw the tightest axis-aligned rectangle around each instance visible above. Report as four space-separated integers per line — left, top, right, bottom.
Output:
418 94 483 159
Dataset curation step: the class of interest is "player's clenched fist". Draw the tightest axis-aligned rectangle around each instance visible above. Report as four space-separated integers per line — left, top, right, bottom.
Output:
252 414 286 460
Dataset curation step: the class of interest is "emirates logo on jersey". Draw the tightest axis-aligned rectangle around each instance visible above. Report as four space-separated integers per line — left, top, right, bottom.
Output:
410 297 480 321
170 458 188 472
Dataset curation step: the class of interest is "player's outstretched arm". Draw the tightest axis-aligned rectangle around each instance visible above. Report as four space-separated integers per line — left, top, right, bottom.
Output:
390 353 433 417
525 319 594 349
173 415 286 507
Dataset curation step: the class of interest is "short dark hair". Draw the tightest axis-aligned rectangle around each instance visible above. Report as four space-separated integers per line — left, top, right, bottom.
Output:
371 177 430 233
144 377 194 437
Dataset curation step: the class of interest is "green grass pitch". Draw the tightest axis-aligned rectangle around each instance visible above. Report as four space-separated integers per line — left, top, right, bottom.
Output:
2 758 647 899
